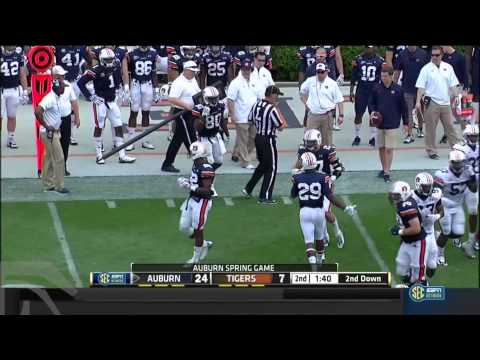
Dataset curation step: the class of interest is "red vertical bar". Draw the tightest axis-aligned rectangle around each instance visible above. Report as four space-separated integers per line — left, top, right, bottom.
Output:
31 74 52 175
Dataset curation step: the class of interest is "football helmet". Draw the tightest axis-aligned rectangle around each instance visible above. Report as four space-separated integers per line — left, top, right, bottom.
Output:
190 141 208 160
301 152 318 170
4 45 16 54
449 149 466 174
414 172 434 196
180 45 197 59
246 45 258 54
202 86 220 106
210 45 222 56
138 45 150 52
389 181 411 204
99 48 116 68
463 124 479 146
303 129 321 150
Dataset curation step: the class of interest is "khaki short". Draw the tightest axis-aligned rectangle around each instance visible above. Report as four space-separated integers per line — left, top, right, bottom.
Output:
377 128 397 148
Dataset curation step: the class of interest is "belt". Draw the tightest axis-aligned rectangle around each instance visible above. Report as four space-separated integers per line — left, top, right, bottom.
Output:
311 110 334 116
132 79 152 84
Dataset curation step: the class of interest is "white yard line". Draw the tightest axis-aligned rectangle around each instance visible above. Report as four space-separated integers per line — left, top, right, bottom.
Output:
47 202 83 287
342 196 396 286
165 199 175 208
282 196 292 205
105 200 116 208
224 197 234 206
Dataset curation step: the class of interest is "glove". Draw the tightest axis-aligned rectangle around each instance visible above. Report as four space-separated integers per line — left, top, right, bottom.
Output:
176 177 191 189
90 94 105 106
332 164 344 178
336 74 344 85
427 213 442 222
344 205 357 216
202 106 211 117
122 85 130 104
153 87 160 103
390 225 400 236
21 89 29 105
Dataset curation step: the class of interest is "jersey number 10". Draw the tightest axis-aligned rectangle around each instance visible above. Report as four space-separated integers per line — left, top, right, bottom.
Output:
361 65 377 82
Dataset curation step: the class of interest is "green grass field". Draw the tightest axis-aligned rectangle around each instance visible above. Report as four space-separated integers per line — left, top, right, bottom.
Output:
1 193 478 288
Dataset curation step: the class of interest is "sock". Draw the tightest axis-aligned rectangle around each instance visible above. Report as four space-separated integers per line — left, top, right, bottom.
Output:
127 127 136 140
355 124 361 137
114 136 126 158
7 132 14 139
95 138 103 157
308 256 317 264
438 246 445 257
469 233 476 243
193 246 202 261
370 126 377 139
324 231 330 245
332 219 341 235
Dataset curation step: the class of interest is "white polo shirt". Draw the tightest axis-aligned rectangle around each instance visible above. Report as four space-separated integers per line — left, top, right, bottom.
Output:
169 73 201 109
227 73 258 123
300 75 344 114
59 81 77 117
415 61 459 106
251 66 275 100
39 90 62 130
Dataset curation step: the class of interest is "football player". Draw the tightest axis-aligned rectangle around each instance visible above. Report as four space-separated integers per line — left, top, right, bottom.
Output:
292 129 346 248
453 124 479 251
233 46 272 76
0 45 29 149
77 48 136 164
168 45 202 81
385 45 406 67
200 46 233 94
411 172 445 281
122 46 159 151
191 86 229 197
297 46 318 86
389 181 428 287
177 141 215 264
291 152 357 264
55 46 90 146
434 149 478 263
350 46 384 147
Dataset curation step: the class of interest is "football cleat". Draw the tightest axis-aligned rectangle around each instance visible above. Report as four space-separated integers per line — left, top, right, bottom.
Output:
437 256 448 266
474 240 479 251
453 238 462 248
369 137 376 147
70 137 78 146
200 240 213 260
7 138 18 149
185 256 199 265
96 156 105 164
142 141 155 150
335 230 345 249
125 144 134 151
352 136 361 146
119 155 136 163
242 189 252 198
211 186 218 197
461 241 476 259
416 129 424 138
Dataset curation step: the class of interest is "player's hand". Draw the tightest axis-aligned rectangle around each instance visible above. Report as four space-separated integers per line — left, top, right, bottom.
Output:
74 117 80 128
291 168 302 176
122 85 131 104
21 90 29 105
90 94 104 106
153 87 160 103
336 74 344 86
390 225 400 236
427 213 441 222
344 205 357 216
349 92 355 102
202 106 211 117
176 177 190 189
337 114 344 126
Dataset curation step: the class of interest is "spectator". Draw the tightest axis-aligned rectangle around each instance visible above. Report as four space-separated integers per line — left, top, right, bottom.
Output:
34 78 69 194
227 58 258 169
300 63 344 146
415 46 461 160
251 51 275 101
52 65 81 177
465 46 480 124
369 64 409 182
394 46 429 142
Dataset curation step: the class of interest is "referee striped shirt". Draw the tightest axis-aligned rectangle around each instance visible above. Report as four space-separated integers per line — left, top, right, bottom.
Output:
248 99 284 137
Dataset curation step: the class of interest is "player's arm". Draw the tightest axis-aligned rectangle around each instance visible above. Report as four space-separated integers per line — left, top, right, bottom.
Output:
122 53 130 87
227 58 234 84
467 176 478 193
77 70 96 99
19 63 28 91
192 105 205 132
168 55 180 81
349 59 358 99
335 46 344 81
385 46 394 67
194 174 214 196
290 178 299 198
220 106 230 138
327 148 344 178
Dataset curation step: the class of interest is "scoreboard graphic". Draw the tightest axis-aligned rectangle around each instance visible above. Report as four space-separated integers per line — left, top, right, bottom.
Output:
90 264 391 288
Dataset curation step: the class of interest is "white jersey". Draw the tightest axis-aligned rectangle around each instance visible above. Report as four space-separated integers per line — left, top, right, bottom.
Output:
434 165 475 206
411 188 442 233
456 143 479 180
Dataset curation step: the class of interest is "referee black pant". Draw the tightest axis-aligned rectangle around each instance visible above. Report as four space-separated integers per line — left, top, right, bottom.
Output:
162 109 197 168
245 134 278 200
60 114 71 171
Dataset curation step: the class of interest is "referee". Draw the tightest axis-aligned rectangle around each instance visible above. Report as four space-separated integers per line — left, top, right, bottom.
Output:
242 85 286 204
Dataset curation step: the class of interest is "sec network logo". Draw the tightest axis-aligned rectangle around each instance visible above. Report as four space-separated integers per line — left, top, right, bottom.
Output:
409 284 446 302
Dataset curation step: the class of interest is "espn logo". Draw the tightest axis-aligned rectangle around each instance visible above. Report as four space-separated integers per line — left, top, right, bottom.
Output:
409 284 445 302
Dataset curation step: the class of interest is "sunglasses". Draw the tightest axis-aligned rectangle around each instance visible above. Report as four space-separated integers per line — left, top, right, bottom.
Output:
431 53 442 57
317 70 326 74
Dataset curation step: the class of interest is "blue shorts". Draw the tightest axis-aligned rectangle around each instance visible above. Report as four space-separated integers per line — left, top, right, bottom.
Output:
354 87 373 116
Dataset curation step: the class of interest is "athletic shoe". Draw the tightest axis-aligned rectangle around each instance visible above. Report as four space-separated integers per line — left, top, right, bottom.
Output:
44 187 55 192
332 124 341 131
161 165 180 173
211 186 218 197
243 164 255 170
461 241 476 259
258 198 277 205
7 138 18 149
439 135 448 144
437 256 448 266
70 137 78 145
125 144 134 151
416 129 424 138
96 156 105 165
242 189 252 198
142 141 155 149
65 169 71 176
368 137 376 147
55 188 70 195
352 136 360 146
429 154 440 160
119 155 136 163
453 238 462 248
383 173 392 183
200 240 213 260
231 155 239 162
403 135 414 144
377 170 385 178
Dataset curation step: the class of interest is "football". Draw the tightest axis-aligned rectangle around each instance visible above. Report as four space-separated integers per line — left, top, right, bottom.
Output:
370 111 383 127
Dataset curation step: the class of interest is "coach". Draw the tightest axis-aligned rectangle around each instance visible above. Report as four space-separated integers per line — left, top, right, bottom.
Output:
369 65 409 183
415 46 461 160
242 85 286 204
161 60 201 173
300 63 344 146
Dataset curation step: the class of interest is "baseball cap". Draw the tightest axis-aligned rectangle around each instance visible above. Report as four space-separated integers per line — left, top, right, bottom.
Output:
183 60 200 72
52 65 68 76
265 85 284 97
316 63 329 72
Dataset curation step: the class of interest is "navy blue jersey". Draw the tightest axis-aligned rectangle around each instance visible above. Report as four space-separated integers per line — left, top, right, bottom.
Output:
189 162 215 199
0 52 24 88
321 45 338 77
128 48 157 83
351 54 384 89
394 47 429 94
77 65 118 102
234 50 272 71
291 171 333 208
297 145 341 177
297 46 317 73
192 102 225 138
55 46 89 82
395 196 427 244
169 52 202 73
387 45 406 66
153 45 173 58
202 50 232 87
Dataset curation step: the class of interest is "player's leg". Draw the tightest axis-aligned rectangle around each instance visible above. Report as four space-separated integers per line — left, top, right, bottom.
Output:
140 82 155 149
352 89 367 146
59 115 72 175
210 136 226 197
437 207 454 265
313 207 327 264
403 92 415 143
463 189 479 253
5 88 20 148
162 115 185 171
93 103 106 164
395 243 412 286
109 103 136 163
70 81 80 145
188 198 212 263
324 198 344 248
126 81 140 151
366 92 377 146
299 207 317 265
179 199 194 237
409 238 428 285
425 232 438 280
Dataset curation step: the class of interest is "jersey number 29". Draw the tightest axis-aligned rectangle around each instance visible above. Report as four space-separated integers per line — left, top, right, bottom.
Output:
298 182 322 200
